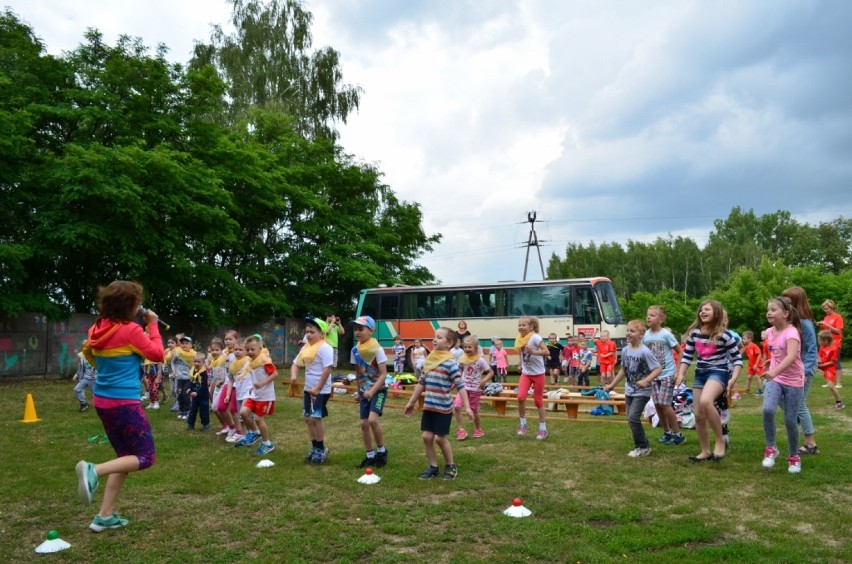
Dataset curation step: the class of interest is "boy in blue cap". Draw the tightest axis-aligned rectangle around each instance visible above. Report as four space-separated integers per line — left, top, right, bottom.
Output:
350 315 390 468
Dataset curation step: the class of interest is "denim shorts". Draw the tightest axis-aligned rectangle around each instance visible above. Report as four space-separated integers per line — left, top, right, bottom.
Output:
693 368 729 389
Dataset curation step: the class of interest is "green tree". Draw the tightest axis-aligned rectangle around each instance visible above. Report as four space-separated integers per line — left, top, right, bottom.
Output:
191 0 361 139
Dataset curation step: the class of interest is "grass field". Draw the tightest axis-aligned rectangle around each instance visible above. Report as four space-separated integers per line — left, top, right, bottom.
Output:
1 377 850 562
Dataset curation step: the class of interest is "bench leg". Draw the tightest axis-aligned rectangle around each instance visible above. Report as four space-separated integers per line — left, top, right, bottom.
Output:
494 400 507 416
566 403 579 418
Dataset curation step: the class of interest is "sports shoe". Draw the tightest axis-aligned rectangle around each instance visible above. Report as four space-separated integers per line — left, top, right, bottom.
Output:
256 442 275 456
235 432 254 447
306 447 319 463
627 447 652 458
312 448 329 464
788 455 801 474
226 432 243 444
456 428 468 441
150 402 159 410
79 403 89 413
719 409 731 425
89 513 128 532
666 434 687 446
141 393 149 401
358 456 376 468
762 446 779 468
472 429 485 439
201 425 211 432
837 384 843 389
375 450 388 468
658 432 673 444
443 464 458 480
216 426 231 436
75 460 98 505
246 432 260 446
516 424 527 437
419 465 440 480
835 402 845 409
821 383 829 388
170 403 179 412
536 429 549 441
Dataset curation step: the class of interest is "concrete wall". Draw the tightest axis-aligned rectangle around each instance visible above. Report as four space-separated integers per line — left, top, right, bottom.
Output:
0 313 308 380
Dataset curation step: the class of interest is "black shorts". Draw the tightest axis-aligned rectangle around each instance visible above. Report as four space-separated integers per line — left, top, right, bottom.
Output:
359 389 387 419
420 410 452 436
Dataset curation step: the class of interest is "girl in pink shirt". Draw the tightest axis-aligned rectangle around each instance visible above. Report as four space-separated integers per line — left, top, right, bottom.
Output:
761 297 805 474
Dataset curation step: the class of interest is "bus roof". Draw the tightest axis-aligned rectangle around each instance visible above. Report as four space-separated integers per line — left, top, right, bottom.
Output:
361 278 613 294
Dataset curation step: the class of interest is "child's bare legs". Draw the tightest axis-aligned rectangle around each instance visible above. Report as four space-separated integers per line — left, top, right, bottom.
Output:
255 415 269 442
361 414 384 451
307 417 324 443
422 431 438 467
239 407 259 434
434 433 454 466
94 456 140 518
550 368 559 384
828 381 842 403
694 382 726 457
518 399 527 419
473 409 482 431
656 403 680 434
454 406 466 430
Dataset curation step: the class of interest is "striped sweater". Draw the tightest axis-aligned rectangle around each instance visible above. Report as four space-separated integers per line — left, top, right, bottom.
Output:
419 359 464 414
680 328 742 371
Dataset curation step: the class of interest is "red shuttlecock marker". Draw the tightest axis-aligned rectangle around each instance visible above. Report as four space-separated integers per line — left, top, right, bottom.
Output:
357 467 381 484
503 497 532 518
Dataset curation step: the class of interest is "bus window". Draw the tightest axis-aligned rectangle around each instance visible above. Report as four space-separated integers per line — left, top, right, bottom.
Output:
380 293 400 320
416 291 454 319
573 286 601 324
507 285 570 317
361 293 379 319
595 282 624 325
461 289 497 317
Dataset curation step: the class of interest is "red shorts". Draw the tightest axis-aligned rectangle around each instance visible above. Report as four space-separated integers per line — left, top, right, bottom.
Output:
242 398 275 416
599 363 615 373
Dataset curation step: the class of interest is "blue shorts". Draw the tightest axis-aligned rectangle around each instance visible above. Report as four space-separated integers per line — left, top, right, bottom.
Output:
359 389 387 419
420 410 452 436
302 392 330 418
693 368 729 390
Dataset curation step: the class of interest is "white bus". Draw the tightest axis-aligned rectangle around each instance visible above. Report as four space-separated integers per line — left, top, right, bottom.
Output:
354 277 626 366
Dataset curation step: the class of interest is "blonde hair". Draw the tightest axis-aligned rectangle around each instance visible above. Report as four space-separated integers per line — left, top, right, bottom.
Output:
437 327 459 347
627 319 647 333
519 316 540 332
822 299 836 310
648 305 667 320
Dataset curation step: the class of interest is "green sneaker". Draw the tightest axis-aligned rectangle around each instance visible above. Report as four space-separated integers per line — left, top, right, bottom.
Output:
75 460 98 505
89 513 129 532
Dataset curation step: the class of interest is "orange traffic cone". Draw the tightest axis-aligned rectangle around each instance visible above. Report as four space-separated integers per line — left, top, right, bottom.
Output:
20 393 41 423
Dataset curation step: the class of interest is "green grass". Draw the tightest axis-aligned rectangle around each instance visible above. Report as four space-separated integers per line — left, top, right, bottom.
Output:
1 378 850 562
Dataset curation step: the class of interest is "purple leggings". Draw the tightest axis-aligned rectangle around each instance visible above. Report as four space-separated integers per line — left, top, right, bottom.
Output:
96 403 157 469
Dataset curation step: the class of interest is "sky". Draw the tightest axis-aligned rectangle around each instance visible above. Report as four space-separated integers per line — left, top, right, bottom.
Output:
8 0 852 285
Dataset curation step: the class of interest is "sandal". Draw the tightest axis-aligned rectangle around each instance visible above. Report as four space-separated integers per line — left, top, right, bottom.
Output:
689 454 713 463
798 444 819 455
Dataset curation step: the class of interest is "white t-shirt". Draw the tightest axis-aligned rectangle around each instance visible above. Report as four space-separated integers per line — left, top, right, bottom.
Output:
520 333 546 375
296 342 334 394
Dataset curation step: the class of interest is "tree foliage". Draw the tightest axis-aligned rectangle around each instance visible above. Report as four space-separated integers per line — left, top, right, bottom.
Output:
0 10 437 324
190 0 361 139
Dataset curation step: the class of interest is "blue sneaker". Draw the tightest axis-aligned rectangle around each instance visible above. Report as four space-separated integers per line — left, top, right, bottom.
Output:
311 448 329 465
658 432 673 444
246 432 261 446
306 447 319 463
666 434 687 446
235 432 255 447
75 460 98 505
255 442 275 456
89 512 128 532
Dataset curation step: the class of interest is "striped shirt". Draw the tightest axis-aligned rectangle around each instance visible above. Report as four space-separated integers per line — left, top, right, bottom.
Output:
680 328 743 371
419 359 463 414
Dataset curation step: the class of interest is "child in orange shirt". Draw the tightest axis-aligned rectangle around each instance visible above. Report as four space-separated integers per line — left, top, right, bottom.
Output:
742 331 764 395
818 330 844 409
594 331 617 387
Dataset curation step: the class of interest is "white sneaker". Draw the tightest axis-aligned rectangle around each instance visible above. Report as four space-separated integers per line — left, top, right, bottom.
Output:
762 446 779 468
628 447 652 458
226 433 243 443
151 402 159 410
145 403 155 410
788 455 801 474
141 393 149 401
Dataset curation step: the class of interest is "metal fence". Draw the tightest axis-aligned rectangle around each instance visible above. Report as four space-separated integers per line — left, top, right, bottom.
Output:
0 313 310 380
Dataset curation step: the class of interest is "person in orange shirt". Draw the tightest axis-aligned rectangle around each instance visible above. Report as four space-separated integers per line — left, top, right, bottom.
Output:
818 300 844 388
742 331 764 395
594 331 617 387
817 330 844 409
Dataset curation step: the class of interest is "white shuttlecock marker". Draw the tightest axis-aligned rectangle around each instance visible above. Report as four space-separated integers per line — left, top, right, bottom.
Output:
503 498 532 518
256 459 275 468
35 530 71 554
357 467 381 484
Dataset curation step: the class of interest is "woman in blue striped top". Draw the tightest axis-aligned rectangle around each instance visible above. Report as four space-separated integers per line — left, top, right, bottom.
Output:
676 300 742 462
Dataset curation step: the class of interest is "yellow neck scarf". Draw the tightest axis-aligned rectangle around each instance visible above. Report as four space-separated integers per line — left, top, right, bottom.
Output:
190 365 206 383
422 350 454 374
459 352 480 366
176 348 196 365
210 354 227 368
356 338 382 365
230 356 249 379
515 332 532 351
248 350 272 371
296 340 323 367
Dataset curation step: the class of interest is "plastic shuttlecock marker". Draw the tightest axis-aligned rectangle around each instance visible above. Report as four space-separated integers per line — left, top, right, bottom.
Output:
256 459 275 468
357 467 381 484
34 530 71 554
503 498 532 518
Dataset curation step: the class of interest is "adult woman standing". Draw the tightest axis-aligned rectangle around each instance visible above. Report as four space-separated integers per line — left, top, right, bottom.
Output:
782 287 818 454
456 321 471 344
818 300 844 388
76 281 164 532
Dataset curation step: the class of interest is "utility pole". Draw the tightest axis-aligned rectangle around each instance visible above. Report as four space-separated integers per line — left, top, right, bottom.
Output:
522 211 547 281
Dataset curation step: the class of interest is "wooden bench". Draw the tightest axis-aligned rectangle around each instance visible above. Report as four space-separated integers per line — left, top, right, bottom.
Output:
482 391 626 419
